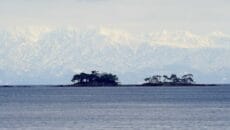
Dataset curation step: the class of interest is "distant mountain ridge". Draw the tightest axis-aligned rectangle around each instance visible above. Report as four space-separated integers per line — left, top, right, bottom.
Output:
0 27 230 84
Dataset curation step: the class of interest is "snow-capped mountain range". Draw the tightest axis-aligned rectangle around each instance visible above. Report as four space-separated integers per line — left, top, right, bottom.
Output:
0 27 230 84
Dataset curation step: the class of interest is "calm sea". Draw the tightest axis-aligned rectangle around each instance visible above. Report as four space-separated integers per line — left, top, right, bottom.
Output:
0 86 230 130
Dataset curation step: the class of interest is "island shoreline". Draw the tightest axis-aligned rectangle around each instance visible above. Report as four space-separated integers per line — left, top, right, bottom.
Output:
0 84 225 88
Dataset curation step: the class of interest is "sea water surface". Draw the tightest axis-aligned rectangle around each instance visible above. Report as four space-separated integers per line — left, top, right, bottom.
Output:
0 86 230 130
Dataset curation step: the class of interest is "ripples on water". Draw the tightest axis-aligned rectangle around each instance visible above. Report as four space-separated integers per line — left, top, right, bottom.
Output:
0 86 230 130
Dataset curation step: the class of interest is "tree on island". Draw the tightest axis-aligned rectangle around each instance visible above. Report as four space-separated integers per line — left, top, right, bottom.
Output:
71 71 119 86
144 75 162 84
181 74 194 84
143 74 195 86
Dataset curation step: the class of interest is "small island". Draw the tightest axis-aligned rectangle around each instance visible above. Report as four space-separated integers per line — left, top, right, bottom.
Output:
142 74 194 86
71 71 119 86
68 71 217 87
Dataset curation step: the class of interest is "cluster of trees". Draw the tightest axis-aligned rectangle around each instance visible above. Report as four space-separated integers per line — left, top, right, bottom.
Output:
143 74 195 86
71 71 119 86
71 71 195 86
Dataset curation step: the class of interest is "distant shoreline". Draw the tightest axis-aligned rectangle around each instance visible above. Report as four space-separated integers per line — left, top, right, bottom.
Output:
0 84 227 88
61 83 219 87
1 72 223 88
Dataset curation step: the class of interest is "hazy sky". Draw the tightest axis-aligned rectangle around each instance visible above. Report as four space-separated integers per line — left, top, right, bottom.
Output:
1 0 230 33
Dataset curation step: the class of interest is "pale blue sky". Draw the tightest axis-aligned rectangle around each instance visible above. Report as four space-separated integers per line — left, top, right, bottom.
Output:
0 0 230 33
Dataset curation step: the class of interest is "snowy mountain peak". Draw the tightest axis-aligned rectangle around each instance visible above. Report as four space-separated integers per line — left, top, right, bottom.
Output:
0 27 230 84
